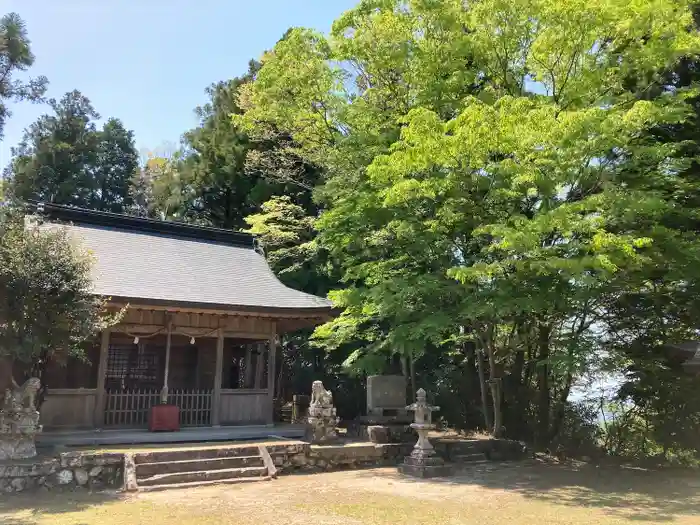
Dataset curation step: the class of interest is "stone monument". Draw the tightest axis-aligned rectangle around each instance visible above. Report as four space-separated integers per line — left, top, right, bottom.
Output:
350 375 414 443
0 377 43 460
366 375 410 418
306 380 339 444
398 388 453 478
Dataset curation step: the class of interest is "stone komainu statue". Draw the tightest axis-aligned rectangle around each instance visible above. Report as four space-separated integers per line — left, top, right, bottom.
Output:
309 380 333 407
3 377 41 412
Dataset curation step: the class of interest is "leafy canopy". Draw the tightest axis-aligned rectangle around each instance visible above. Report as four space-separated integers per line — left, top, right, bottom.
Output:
6 90 139 213
238 0 700 352
0 208 118 374
0 13 47 140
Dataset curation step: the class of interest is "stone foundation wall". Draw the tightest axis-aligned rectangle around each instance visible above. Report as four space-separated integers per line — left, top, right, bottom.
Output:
0 437 527 495
433 438 529 461
0 452 123 494
271 438 527 473
272 442 413 473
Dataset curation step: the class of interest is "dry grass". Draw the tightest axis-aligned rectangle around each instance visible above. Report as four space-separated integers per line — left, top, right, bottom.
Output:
2 460 700 525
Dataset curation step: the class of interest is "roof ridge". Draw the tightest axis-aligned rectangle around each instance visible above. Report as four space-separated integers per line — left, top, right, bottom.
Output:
27 201 255 248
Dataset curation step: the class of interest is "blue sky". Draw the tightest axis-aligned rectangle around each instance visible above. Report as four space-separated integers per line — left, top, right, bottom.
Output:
0 0 357 167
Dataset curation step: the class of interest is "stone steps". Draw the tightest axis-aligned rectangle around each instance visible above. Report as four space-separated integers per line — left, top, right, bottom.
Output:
443 443 483 455
131 445 273 491
135 455 264 477
138 466 268 487
454 452 489 463
138 475 272 492
133 445 261 464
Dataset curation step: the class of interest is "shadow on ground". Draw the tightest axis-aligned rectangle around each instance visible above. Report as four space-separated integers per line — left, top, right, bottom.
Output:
359 459 700 522
0 489 124 525
2 460 699 524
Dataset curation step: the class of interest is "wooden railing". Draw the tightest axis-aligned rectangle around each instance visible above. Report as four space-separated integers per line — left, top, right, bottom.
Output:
104 388 213 427
169 389 213 426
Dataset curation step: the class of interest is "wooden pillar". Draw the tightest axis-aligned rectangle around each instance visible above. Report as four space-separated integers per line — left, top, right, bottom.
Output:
94 328 110 428
244 345 253 388
254 343 265 389
212 328 224 426
160 321 172 404
267 323 277 425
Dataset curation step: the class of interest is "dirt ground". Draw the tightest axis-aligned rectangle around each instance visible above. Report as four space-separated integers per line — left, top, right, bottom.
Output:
2 459 700 525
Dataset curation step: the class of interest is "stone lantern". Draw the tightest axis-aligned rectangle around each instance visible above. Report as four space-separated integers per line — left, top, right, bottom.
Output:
398 388 452 478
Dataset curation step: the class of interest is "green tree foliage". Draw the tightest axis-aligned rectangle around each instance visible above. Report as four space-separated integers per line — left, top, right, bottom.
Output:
237 0 700 444
614 349 700 461
128 57 322 231
176 60 321 230
245 195 333 296
0 206 118 398
6 90 139 213
243 196 361 415
128 155 195 221
0 13 47 140
589 6 700 460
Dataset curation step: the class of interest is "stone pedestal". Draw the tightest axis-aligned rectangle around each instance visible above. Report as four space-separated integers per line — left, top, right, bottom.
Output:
348 415 414 444
0 409 42 460
1 377 43 460
398 455 454 478
307 405 340 443
306 381 340 444
398 389 453 478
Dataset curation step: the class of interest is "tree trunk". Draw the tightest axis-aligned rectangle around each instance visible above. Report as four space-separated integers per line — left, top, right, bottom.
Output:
510 349 525 394
507 348 527 438
488 380 503 437
485 342 503 437
537 324 552 448
476 348 492 431
401 351 412 402
28 351 50 411
409 353 416 399
549 371 574 443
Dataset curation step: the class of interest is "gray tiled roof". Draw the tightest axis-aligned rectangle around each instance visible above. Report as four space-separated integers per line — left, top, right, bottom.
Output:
45 222 333 313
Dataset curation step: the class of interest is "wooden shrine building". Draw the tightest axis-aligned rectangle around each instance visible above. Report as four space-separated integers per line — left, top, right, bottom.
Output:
32 203 333 430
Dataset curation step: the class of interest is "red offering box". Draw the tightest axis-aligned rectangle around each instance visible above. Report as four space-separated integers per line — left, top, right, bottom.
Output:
149 404 180 432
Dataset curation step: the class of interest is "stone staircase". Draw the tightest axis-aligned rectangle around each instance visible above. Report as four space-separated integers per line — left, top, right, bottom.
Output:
455 452 488 464
133 445 273 492
442 441 490 464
